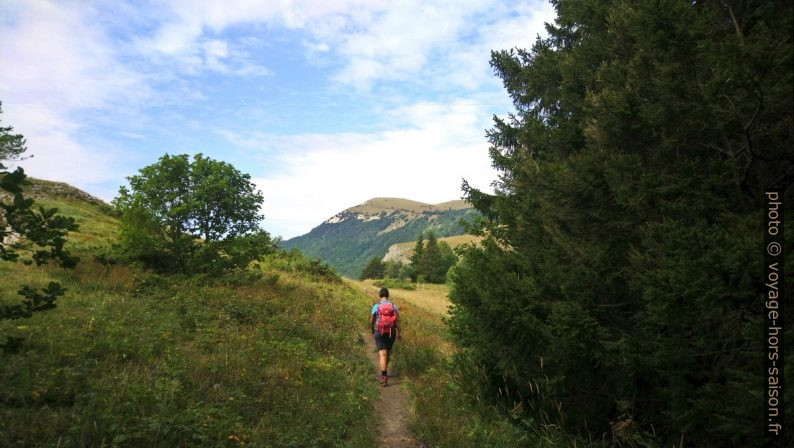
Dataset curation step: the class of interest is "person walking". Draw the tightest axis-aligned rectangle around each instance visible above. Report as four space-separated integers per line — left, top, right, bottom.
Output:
370 287 400 386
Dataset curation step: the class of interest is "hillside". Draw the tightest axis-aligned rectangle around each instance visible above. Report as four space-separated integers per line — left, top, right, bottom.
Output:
0 177 119 250
282 197 479 277
0 180 379 446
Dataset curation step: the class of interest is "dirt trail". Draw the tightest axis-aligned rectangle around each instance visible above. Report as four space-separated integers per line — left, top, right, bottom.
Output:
362 330 423 448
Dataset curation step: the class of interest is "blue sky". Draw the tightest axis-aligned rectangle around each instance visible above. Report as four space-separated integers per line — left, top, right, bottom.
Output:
1 0 555 239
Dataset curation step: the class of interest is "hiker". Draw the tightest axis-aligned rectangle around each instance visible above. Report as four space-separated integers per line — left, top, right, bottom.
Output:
370 287 400 386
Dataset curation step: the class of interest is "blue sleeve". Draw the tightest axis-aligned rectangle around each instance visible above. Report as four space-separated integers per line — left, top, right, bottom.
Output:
371 304 379 315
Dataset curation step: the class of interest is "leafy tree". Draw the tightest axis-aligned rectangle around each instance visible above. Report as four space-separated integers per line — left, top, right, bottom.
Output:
189 154 264 242
359 256 385 280
1 106 79 353
448 1 792 446
114 153 271 273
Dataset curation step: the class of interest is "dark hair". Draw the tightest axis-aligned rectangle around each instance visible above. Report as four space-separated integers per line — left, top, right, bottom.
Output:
379 287 389 298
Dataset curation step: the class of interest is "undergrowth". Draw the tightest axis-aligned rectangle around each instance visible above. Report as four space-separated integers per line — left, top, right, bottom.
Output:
1 251 377 447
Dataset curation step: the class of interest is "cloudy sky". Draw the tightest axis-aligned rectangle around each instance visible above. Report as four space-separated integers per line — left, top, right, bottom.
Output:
0 0 555 239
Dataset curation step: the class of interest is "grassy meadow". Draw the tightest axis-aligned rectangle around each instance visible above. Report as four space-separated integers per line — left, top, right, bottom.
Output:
0 196 379 447
361 279 451 316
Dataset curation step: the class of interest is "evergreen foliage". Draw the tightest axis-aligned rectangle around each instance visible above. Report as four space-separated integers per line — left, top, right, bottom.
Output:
419 232 445 283
407 232 459 284
0 103 27 162
359 256 385 280
383 259 406 279
448 1 792 446
113 153 274 273
437 241 457 282
409 233 424 281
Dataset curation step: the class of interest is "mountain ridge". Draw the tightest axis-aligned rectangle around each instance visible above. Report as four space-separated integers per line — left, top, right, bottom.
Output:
283 197 478 277
323 197 469 224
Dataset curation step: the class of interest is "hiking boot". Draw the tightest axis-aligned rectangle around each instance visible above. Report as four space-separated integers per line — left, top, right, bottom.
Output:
380 374 388 386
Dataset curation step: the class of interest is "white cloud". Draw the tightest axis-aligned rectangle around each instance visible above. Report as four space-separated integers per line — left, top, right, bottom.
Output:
135 0 382 75
327 0 555 89
134 0 554 90
1 2 144 109
234 100 496 239
0 1 145 189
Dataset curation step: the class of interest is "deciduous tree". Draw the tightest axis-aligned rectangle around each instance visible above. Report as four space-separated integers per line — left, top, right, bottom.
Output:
114 153 271 273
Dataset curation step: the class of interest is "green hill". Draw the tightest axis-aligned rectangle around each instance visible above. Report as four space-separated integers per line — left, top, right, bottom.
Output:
281 197 479 277
0 179 378 446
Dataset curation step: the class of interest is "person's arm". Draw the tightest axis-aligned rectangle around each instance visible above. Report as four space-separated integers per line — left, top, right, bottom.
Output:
396 309 402 340
369 311 375 334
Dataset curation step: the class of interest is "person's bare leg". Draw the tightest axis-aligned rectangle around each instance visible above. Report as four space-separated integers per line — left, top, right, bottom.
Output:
379 349 389 372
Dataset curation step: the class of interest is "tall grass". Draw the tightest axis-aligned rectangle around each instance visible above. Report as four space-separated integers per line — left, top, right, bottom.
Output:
1 260 378 447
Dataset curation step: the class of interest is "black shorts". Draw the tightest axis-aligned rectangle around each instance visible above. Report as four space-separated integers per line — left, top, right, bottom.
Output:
374 332 396 351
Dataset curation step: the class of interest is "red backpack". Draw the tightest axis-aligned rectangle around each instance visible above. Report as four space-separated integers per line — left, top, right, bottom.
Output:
376 302 397 336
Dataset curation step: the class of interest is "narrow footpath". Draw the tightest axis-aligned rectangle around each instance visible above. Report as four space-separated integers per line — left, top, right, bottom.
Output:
362 330 423 448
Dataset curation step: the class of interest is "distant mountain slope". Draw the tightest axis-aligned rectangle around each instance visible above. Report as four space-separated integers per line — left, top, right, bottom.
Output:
282 198 478 277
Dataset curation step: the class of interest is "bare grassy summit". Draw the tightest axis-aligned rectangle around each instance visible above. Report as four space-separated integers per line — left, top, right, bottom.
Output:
346 197 469 216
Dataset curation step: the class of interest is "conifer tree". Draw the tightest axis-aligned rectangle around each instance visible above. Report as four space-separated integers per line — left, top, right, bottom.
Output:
437 240 457 281
408 232 424 282
448 1 792 446
420 232 445 283
359 256 385 280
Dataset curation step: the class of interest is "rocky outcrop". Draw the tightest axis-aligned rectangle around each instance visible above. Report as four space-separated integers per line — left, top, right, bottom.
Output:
0 178 107 206
382 243 413 264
